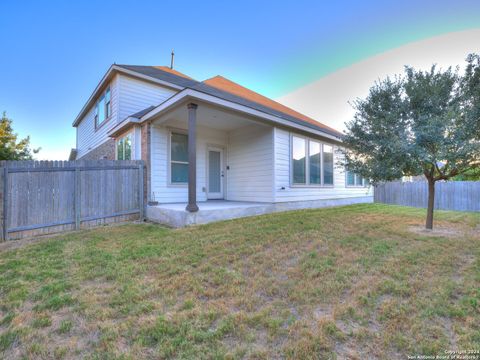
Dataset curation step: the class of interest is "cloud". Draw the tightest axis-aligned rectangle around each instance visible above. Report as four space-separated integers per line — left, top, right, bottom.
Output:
277 29 480 132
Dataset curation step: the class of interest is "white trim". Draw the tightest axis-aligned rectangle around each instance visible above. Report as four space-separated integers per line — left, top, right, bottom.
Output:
115 130 134 160
140 88 342 142
107 116 141 137
73 65 184 127
290 133 335 188
168 129 189 187
345 170 368 188
206 145 225 200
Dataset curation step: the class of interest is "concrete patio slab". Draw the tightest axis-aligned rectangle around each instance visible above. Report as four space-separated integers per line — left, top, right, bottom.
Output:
146 196 373 228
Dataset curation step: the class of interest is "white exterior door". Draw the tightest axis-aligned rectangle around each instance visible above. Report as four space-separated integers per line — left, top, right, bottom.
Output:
207 147 224 199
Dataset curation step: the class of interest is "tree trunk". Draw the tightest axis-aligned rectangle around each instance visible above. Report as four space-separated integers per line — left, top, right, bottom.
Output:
426 178 435 230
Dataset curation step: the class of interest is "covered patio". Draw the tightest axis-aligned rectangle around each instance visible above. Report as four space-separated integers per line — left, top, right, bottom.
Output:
145 96 275 207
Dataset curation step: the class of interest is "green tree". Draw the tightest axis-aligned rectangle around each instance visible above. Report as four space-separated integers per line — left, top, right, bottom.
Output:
342 54 480 229
0 112 40 160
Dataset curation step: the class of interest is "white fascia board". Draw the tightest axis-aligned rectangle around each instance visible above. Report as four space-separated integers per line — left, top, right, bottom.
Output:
141 88 343 142
107 116 141 137
72 65 185 127
113 66 184 91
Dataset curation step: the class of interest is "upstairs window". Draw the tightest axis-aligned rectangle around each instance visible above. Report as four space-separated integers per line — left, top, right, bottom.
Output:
291 135 334 186
170 132 188 184
117 133 132 160
95 87 111 128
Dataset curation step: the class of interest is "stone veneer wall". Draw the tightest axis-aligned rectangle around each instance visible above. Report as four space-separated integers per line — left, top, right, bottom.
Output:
78 139 116 160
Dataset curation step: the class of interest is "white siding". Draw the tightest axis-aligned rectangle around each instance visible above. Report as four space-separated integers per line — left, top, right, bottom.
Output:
274 127 373 202
117 75 176 120
226 125 274 203
76 73 177 159
150 124 227 203
76 75 120 158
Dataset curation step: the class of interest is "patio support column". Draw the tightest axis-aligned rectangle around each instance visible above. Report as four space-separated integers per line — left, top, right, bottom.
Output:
186 103 199 212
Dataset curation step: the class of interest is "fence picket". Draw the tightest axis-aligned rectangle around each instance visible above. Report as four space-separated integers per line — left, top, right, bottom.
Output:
0 160 145 241
375 181 480 212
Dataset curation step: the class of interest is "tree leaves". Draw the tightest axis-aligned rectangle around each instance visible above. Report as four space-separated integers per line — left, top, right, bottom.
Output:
0 112 40 160
342 54 480 185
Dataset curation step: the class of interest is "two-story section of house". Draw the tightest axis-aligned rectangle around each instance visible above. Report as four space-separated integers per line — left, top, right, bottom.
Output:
71 64 372 224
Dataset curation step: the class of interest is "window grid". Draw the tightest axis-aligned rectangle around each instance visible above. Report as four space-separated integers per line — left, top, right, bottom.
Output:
95 87 111 128
170 132 189 184
345 171 367 187
291 135 334 187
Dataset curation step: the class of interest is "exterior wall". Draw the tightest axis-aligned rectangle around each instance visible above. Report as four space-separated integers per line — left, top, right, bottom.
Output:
273 127 373 202
75 73 177 160
226 124 274 202
77 138 115 160
150 124 227 203
76 75 120 159
117 74 176 120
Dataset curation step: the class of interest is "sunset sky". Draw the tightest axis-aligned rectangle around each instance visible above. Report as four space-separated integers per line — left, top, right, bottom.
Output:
1 0 479 159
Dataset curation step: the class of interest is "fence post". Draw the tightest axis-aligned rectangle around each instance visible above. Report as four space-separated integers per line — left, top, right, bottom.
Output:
74 167 80 230
138 162 144 221
2 166 7 241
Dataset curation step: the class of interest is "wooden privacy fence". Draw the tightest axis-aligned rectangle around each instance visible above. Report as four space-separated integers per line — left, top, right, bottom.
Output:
0 160 145 241
374 181 480 212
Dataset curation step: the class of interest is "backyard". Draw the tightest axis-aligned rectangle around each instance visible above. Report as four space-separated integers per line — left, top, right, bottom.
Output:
0 203 479 359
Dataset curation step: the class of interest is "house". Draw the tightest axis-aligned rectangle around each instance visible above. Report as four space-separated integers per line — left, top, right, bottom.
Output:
71 64 372 226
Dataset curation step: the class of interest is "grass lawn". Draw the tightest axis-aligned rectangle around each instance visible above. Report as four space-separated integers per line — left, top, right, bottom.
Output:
0 203 479 359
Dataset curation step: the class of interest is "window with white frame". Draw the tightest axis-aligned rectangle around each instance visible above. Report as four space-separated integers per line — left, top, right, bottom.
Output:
346 170 368 187
291 135 334 186
323 144 334 185
117 133 132 160
95 87 111 128
170 132 188 184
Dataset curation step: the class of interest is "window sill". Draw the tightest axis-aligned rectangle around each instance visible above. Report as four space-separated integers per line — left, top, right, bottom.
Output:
95 116 113 132
290 184 334 188
167 183 188 188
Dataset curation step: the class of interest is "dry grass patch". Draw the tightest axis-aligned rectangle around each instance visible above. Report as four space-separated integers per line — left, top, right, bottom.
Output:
0 203 479 359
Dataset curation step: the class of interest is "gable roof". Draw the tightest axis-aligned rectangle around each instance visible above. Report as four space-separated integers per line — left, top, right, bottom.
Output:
115 64 199 88
152 66 195 80
201 76 341 136
74 64 343 139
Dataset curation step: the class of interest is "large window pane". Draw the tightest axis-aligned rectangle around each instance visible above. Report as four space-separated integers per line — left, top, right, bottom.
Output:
346 171 355 186
323 144 334 185
171 163 188 183
309 141 321 184
97 96 106 126
355 174 363 186
171 133 188 162
117 138 124 160
292 136 306 184
208 151 221 192
124 135 131 160
105 88 111 118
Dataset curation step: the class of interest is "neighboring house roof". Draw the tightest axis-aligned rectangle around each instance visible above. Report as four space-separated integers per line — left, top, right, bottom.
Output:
74 64 343 139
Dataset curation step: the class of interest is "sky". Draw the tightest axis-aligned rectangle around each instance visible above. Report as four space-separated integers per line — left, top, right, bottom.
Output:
0 0 479 160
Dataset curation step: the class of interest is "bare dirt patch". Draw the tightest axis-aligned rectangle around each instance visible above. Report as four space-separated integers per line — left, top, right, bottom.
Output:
408 225 464 238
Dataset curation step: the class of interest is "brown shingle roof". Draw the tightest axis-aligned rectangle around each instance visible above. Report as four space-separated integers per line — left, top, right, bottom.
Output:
153 66 194 80
202 75 342 136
